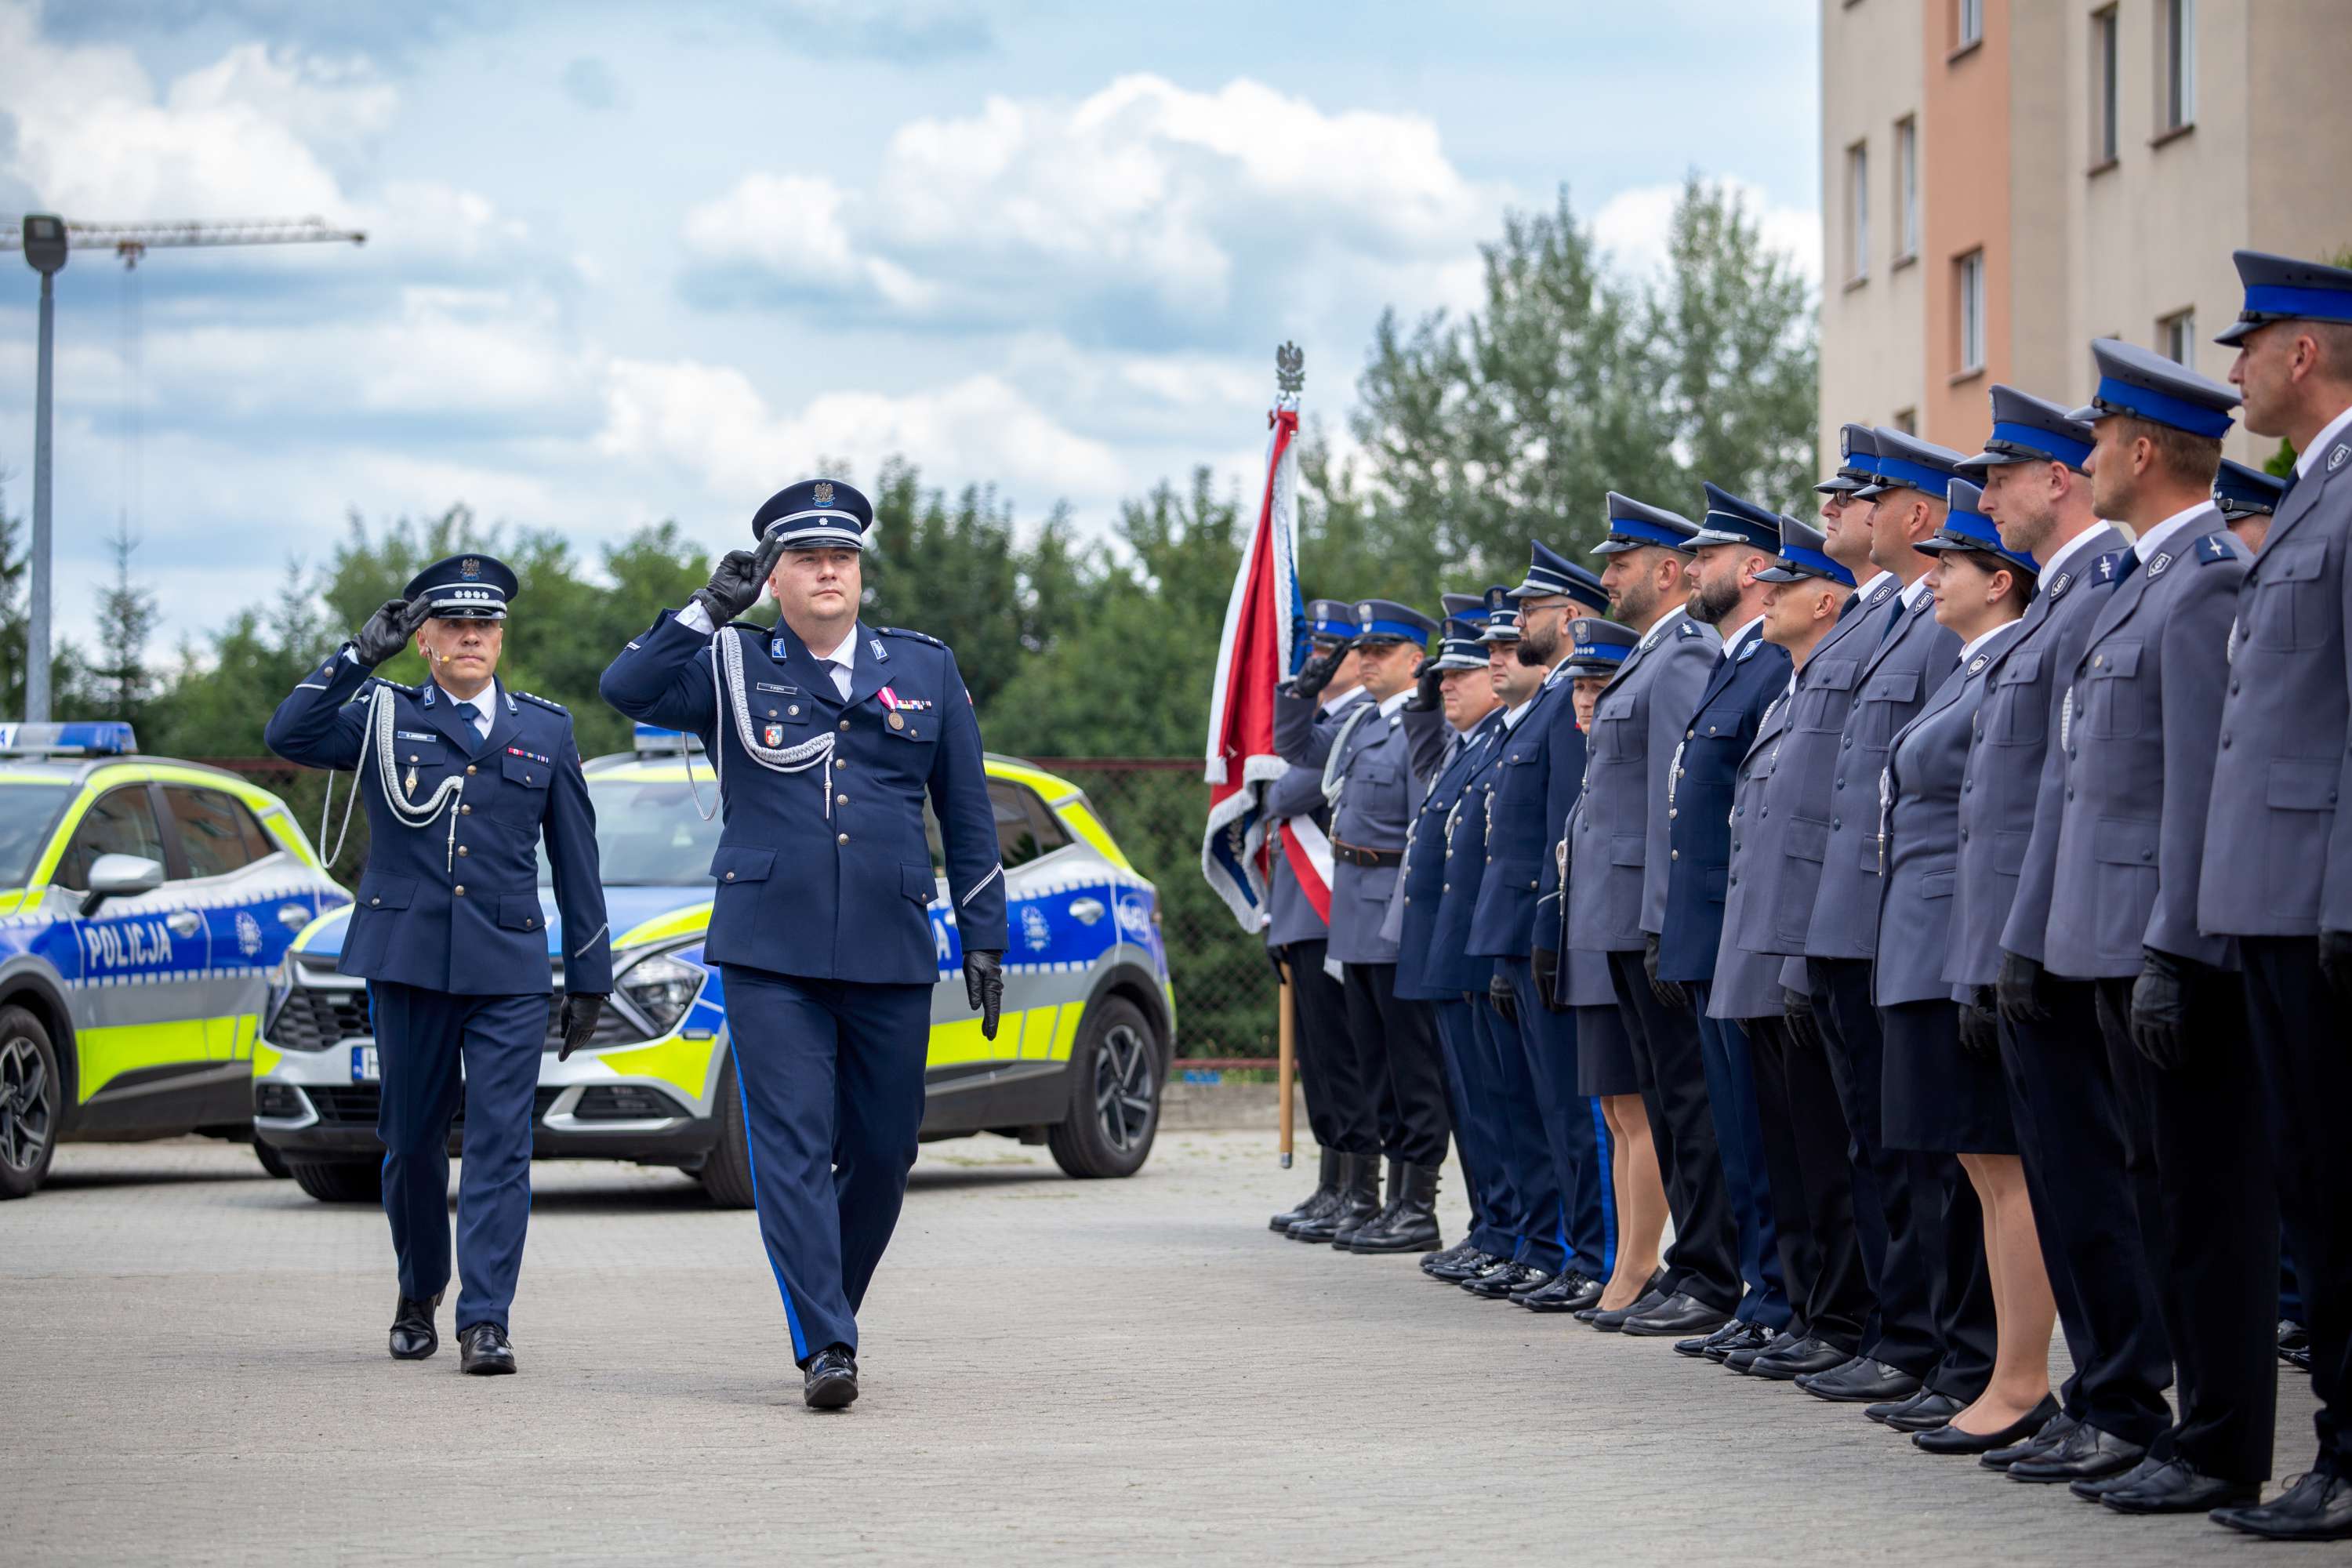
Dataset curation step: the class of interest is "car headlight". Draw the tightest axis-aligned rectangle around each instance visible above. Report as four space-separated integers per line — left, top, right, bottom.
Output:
615 951 705 1038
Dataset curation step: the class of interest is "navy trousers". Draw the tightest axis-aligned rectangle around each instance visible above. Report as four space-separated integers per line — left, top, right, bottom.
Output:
720 964 932 1363
1472 994 1563 1269
368 982 547 1332
1502 958 1613 1282
1432 997 1515 1259
1691 987 1791 1331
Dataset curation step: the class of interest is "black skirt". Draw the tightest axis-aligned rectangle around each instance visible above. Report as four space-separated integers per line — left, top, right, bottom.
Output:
1880 997 2016 1156
1576 1003 1640 1098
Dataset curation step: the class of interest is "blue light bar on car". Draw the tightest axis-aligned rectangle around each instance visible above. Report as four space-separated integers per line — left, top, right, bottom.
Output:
0 720 140 756
632 723 704 755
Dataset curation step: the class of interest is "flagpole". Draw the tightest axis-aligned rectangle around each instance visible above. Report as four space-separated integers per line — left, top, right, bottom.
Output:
1276 960 1297 1169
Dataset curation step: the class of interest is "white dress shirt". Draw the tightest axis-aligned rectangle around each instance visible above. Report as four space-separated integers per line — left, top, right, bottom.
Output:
435 679 498 739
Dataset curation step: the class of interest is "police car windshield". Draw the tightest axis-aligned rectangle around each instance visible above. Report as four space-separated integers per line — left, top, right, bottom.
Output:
0 782 74 886
541 775 724 887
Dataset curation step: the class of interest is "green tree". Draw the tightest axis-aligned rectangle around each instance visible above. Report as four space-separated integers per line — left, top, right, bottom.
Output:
85 518 159 723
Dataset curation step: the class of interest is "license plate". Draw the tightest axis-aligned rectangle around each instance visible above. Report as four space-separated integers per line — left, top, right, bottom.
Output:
351 1045 379 1083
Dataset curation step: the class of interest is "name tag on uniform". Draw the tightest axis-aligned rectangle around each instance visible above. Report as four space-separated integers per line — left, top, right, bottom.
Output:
755 681 797 695
396 730 438 742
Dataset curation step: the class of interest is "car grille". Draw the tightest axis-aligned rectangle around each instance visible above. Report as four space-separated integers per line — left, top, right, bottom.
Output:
302 1085 568 1127
270 984 644 1052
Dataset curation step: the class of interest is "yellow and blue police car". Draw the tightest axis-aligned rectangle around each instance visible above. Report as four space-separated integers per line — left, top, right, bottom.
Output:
253 727 1174 1203
0 721 351 1199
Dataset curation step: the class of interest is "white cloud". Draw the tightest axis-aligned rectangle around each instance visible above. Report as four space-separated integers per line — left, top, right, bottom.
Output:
1593 176 1821 287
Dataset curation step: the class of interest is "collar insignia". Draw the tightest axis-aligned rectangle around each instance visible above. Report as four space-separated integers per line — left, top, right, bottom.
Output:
2149 551 2172 577
1969 655 1988 673
2049 571 2071 597
2331 444 2349 472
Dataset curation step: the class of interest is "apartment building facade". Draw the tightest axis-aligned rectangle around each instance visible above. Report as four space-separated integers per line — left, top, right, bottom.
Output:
1818 0 2352 470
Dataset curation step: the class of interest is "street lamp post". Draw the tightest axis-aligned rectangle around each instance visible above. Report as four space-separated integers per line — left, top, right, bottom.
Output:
20 215 67 724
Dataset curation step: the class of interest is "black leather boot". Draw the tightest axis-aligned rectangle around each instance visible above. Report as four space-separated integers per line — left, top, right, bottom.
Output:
1290 1153 1378 1242
1348 1161 1442 1253
1270 1149 1341 1232
1327 1156 1392 1248
1335 1156 1407 1250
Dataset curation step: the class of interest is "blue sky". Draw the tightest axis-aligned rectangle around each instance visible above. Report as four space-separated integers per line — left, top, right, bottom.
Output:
0 0 1819 654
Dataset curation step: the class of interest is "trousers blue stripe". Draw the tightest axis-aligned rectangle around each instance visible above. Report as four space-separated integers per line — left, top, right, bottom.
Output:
730 1040 809 1362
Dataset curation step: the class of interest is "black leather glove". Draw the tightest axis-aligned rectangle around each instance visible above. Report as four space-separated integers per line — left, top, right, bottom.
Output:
1403 658 1443 713
1645 932 1688 1013
964 949 1004 1040
1531 943 1561 1012
691 535 787 626
352 597 431 666
1958 986 2000 1058
2128 948 2191 1070
1487 971 1517 1023
557 993 605 1062
2321 930 2352 1003
1995 950 2053 1025
1289 643 1348 701
1782 986 1820 1051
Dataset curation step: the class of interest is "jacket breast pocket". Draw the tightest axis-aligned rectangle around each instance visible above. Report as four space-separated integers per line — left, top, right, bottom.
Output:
2081 643 2143 739
1795 657 1860 733
491 753 550 824
1986 651 2045 745
1849 667 1920 749
2267 757 2339 811
2249 545 2331 652
1785 816 1828 863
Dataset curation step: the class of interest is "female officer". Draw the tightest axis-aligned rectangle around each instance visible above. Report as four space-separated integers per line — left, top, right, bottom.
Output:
1875 479 2058 1452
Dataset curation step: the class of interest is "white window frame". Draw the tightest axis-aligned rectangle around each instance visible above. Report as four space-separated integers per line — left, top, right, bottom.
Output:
1958 250 1987 373
1957 0 1984 49
2092 5 2121 164
2161 0 2197 132
1895 118 1920 261
2161 310 2197 366
1846 141 1871 283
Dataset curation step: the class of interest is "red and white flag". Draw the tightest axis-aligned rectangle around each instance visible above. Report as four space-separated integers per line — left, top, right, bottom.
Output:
1200 397 1324 931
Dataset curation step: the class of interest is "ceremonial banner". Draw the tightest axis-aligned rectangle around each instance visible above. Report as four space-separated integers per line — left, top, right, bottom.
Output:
1200 388 1312 932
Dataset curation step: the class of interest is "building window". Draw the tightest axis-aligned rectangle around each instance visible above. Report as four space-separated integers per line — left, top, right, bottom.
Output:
1846 141 1870 282
2159 0 2197 133
1893 408 1918 436
1956 0 1984 49
2161 310 2197 365
1957 249 1987 373
2092 6 2120 165
1894 118 1920 261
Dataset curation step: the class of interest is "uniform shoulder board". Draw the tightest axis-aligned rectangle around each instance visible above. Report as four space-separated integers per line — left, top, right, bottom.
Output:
515 690 569 714
2092 550 2132 583
1676 620 1701 639
2193 532 2238 565
1736 637 1760 661
878 626 946 649
361 676 421 699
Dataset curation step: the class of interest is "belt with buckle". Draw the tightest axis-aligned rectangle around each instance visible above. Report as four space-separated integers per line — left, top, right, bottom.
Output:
1330 838 1403 868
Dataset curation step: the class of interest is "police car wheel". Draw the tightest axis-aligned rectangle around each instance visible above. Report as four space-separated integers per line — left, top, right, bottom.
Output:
696 1054 757 1210
253 1140 292 1179
0 1005 62 1200
288 1157 383 1204
1047 998 1161 1180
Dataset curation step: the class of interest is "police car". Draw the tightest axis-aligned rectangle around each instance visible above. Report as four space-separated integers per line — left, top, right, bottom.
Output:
0 722 351 1199
253 727 1173 1203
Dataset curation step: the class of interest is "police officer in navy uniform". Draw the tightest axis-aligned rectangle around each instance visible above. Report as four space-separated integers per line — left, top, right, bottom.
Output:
597 480 1007 1410
1265 599 1379 1238
266 555 612 1375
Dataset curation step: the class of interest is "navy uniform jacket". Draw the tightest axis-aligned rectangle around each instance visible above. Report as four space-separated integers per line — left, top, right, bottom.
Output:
1737 575 1900 956
1662 623 1791 984
265 655 612 997
1472 677 1585 960
1272 689 1449 965
2046 513 2245 978
597 612 1007 985
1711 692 1794 1019
1804 586 1960 960
1953 526 2128 982
2202 430 2352 936
1567 610 1720 953
1875 624 2024 1005
1390 712 1505 1000
1263 688 1370 950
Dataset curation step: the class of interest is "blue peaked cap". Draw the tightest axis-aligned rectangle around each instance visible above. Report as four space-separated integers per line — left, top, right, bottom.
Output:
1856 429 1968 500
1305 597 1357 641
1433 618 1490 670
1755 514 1856 587
1563 616 1639 673
1687 483 1783 552
1508 539 1610 611
1817 423 1882 494
1957 384 2096 474
405 553 518 619
2067 338 2238 439
2214 458 2287 520
1440 591 1490 624
1916 477 2039 577
1477 583 1521 643
2216 249 2352 346
1594 492 1700 554
1353 598 1439 645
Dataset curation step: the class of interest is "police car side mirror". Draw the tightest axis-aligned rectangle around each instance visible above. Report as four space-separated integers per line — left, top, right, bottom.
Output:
81 854 165 916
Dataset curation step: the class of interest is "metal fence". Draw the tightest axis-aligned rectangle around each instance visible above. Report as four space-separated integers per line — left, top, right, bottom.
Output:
200 754 1279 1062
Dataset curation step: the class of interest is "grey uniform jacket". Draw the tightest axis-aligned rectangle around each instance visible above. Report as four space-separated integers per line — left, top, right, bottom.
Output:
2201 434 2352 936
1875 623 2024 1006
1804 587 1960 960
1951 525 2129 982
1262 688 1369 949
1737 574 1901 957
1272 688 1449 965
1710 692 1795 1020
1566 609 1720 952
2045 510 2246 979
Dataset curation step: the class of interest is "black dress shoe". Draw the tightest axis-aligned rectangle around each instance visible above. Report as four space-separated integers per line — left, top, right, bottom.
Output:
1584 1287 1668 1331
1621 1292 1733 1338
1464 1261 1550 1299
1984 1411 2078 1471
2071 1455 2161 1501
2005 1422 2144 1483
389 1292 440 1360
1428 1248 1503 1283
1883 1391 1965 1433
1748 1335 1850 1381
457 1322 516 1376
1911 1396 2059 1455
802 1344 858 1410
1725 1330 1794 1374
2097 1457 2259 1515
1686 1320 1769 1361
1420 1239 1479 1276
1867 1388 1932 1425
1519 1272 1604 1313
2279 1320 2315 1374
2212 1468 2352 1541
1798 1356 1921 1405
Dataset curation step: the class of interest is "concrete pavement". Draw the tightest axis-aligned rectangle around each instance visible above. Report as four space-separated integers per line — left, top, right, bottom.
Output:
4 1132 2333 1566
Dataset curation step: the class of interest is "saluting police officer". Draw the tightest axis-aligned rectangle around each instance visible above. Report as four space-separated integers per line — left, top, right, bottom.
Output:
2041 340 2275 1512
2201 249 2352 1543
1273 602 1452 1252
597 480 1007 1411
1265 600 1379 1239
265 555 612 1375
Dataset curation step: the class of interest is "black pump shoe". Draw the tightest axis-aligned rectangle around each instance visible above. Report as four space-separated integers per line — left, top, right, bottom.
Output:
1911 1396 2058 1455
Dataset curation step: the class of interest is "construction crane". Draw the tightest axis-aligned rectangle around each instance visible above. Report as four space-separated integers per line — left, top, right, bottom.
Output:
5 214 365 722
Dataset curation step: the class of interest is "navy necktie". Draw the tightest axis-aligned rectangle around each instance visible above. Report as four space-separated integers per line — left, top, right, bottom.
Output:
454 700 481 735
1875 595 1907 648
